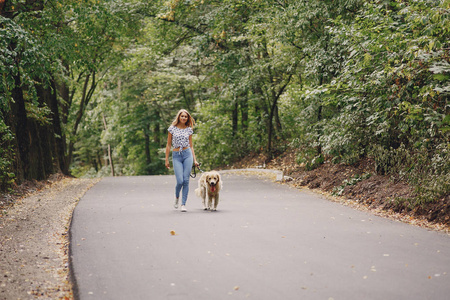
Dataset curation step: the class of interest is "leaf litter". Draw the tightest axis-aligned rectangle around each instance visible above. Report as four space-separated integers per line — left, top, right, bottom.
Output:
0 176 99 300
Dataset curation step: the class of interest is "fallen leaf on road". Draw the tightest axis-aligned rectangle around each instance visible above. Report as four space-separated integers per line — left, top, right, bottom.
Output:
234 286 239 291
170 230 176 235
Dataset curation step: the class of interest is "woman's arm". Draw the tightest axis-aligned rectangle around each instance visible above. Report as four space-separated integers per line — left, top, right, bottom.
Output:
189 135 199 166
165 132 172 169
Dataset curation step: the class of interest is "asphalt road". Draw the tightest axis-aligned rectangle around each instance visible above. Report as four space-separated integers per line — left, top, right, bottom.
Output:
70 173 450 300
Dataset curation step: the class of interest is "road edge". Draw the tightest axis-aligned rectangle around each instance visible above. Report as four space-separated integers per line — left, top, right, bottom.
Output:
219 168 449 235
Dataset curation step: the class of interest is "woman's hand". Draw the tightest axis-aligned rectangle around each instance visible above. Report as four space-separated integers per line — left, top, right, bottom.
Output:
165 159 170 169
194 160 199 167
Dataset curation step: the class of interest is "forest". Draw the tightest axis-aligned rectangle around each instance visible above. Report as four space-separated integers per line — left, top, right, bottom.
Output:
1 0 449 209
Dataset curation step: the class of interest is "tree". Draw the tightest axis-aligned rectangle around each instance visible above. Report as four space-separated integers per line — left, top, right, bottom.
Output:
1 2 57 182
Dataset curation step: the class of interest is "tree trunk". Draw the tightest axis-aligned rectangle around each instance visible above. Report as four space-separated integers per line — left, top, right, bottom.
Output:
145 130 151 174
317 104 322 155
102 113 114 176
10 70 30 181
0 0 5 15
55 67 71 126
49 78 67 173
35 81 60 176
274 105 282 133
154 111 161 146
97 153 103 168
66 71 96 172
317 70 324 156
92 158 98 172
267 75 292 158
27 119 46 180
252 84 265 145
232 101 238 137
267 96 277 159
241 93 248 133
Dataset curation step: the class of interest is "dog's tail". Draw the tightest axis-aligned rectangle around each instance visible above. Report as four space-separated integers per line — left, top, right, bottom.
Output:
195 187 202 197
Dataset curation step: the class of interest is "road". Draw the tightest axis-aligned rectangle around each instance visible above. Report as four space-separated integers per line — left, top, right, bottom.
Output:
70 173 450 300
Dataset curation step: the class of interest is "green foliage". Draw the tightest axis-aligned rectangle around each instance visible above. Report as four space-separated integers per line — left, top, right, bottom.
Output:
332 173 372 196
410 144 450 206
0 119 15 190
0 16 51 107
328 0 449 203
2 0 448 208
0 14 56 189
371 142 449 204
297 152 325 171
194 105 237 169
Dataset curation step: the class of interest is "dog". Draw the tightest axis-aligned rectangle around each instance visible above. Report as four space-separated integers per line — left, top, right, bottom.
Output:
195 171 222 211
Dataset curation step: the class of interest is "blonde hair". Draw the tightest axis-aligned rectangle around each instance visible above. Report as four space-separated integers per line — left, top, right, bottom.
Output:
171 109 195 128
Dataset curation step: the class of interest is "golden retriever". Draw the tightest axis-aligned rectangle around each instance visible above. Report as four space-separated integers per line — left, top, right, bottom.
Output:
195 171 222 211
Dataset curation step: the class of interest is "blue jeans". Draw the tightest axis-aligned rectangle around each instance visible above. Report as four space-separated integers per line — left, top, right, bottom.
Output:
172 148 193 205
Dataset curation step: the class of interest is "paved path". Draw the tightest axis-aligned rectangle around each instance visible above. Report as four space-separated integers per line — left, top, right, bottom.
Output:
70 173 450 300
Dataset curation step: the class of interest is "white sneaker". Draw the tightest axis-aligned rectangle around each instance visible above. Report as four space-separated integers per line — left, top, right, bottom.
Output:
181 205 187 212
174 198 179 209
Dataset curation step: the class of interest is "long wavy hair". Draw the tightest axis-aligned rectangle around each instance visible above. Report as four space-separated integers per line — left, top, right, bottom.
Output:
171 109 195 128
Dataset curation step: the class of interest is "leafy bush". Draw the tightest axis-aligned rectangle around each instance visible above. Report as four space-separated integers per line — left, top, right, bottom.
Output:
194 114 236 169
371 142 449 206
332 173 372 196
0 120 15 191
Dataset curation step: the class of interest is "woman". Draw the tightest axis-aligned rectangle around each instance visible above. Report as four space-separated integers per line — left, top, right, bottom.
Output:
165 109 199 212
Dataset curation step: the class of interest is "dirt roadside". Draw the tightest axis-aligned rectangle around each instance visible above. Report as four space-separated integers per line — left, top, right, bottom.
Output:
0 177 99 300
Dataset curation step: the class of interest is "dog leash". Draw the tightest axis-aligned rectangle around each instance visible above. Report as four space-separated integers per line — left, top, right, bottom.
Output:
190 163 205 178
